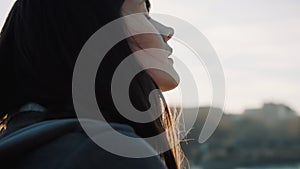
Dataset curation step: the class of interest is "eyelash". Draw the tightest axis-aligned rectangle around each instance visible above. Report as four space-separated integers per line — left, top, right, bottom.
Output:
144 14 151 20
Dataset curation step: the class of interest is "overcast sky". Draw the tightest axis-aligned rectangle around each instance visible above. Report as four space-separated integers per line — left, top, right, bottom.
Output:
150 0 300 114
1 0 299 114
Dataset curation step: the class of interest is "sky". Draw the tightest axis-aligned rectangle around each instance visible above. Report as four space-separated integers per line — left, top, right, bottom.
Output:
150 0 300 114
0 0 299 114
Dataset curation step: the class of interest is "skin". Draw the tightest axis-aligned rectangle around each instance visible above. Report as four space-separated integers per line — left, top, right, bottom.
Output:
121 0 180 92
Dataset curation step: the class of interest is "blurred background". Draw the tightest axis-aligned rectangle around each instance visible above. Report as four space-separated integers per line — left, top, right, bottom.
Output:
1 0 299 168
181 105 300 169
150 0 300 168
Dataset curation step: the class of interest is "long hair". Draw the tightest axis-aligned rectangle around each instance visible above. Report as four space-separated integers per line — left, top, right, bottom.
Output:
0 0 184 168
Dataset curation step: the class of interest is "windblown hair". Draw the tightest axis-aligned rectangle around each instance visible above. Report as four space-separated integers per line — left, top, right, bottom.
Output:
0 0 184 168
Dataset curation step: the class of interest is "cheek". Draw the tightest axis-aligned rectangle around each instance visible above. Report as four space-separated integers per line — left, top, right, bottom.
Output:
128 34 165 52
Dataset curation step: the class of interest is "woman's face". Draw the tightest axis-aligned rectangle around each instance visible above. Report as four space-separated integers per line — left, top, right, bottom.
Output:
122 0 179 92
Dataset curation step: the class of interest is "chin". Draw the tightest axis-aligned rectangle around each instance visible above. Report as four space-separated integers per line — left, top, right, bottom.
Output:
160 82 179 92
147 69 180 92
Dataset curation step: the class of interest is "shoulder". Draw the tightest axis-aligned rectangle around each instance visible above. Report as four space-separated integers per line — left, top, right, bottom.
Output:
0 118 166 169
60 119 167 169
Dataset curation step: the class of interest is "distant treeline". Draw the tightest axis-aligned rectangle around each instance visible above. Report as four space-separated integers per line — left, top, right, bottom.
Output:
181 107 300 169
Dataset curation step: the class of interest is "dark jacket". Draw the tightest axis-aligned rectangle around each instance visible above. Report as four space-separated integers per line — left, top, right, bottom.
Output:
0 110 166 169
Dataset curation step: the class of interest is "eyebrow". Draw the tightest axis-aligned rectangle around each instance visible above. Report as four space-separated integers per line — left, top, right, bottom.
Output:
145 0 151 11
138 0 151 11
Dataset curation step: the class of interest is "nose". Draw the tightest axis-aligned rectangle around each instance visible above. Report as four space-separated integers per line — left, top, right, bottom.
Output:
151 19 174 42
162 27 174 42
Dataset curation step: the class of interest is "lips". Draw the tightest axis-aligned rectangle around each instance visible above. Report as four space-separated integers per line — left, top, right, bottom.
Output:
168 58 174 64
166 46 173 56
166 45 174 64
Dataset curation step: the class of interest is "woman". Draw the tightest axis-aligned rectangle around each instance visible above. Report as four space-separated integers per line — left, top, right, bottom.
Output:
0 0 184 168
